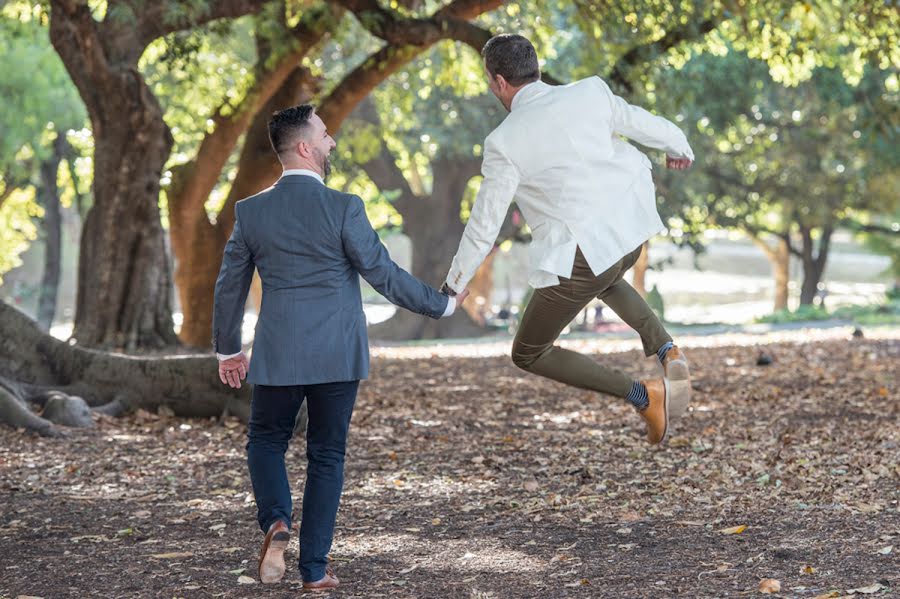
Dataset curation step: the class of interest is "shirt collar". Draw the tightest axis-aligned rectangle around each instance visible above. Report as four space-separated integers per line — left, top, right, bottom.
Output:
510 80 550 112
280 169 323 184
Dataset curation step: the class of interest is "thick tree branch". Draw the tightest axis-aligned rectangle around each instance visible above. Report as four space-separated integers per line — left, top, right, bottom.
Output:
336 0 493 50
606 17 721 92
168 7 335 225
132 0 270 54
319 0 502 131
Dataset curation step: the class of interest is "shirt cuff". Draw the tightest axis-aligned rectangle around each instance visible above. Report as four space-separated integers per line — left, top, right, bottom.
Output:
217 351 242 361
441 296 456 318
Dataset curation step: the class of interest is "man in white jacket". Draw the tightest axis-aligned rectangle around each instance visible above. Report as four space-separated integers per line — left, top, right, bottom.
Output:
442 34 693 444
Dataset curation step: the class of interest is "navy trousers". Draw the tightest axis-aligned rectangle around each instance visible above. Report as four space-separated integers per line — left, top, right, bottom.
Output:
246 381 358 583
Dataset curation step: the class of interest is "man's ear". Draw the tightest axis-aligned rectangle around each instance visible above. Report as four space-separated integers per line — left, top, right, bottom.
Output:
296 138 312 159
494 73 509 91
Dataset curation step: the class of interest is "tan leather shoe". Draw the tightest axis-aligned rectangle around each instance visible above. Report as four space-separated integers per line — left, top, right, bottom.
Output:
662 346 691 418
639 378 669 444
258 520 290 584
303 567 339 591
662 345 689 380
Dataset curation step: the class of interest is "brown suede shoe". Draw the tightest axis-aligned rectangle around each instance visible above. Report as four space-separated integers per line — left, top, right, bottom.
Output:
639 378 669 444
303 567 339 591
258 520 290 584
662 346 691 418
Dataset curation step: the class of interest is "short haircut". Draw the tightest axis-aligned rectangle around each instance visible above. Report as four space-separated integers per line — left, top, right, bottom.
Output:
268 104 315 157
481 34 540 87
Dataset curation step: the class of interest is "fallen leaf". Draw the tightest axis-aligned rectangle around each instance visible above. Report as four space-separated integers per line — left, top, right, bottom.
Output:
719 525 747 535
431 517 441 525
877 546 892 555
523 479 539 492
398 564 419 575
847 583 885 594
759 578 781 594
237 575 256 584
801 565 817 574
812 592 841 599
149 552 193 559
228 568 245 575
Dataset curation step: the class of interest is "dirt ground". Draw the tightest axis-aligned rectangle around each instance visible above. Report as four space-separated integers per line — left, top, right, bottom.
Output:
1 332 897 598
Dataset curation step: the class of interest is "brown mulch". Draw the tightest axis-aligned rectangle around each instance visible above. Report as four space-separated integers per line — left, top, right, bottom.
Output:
1 334 897 598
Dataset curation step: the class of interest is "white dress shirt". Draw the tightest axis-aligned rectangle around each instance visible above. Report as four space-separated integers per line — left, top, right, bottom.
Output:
445 77 694 293
217 169 455 360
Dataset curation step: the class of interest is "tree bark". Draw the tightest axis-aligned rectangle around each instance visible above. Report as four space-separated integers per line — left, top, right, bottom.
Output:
750 234 791 311
0 301 249 436
631 241 649 298
368 156 487 340
35 136 66 332
49 1 181 350
798 224 833 306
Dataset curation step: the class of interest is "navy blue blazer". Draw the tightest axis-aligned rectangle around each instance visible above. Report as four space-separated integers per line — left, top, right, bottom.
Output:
212 174 448 385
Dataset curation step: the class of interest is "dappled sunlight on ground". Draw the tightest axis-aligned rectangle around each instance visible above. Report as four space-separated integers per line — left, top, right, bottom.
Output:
1 333 897 597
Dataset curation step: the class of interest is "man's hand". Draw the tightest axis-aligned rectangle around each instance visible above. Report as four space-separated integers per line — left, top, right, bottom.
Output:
666 156 693 170
218 352 249 389
456 288 470 305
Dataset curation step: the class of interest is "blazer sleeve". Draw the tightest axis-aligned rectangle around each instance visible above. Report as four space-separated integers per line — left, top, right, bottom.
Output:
341 195 449 319
211 204 255 354
595 76 695 160
444 132 520 293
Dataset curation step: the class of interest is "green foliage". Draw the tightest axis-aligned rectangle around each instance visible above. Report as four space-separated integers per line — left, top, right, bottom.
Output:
756 304 830 323
653 50 897 255
0 188 41 284
0 11 88 281
757 300 900 326
141 16 258 160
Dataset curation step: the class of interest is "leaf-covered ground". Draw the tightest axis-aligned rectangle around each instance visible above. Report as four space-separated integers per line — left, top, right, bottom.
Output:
1 328 898 598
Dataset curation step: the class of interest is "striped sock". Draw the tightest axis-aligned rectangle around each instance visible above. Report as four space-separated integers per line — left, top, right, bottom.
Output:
626 381 649 410
657 341 674 364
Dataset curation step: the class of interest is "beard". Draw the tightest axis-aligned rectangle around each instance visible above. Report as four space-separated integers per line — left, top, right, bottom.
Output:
315 147 332 181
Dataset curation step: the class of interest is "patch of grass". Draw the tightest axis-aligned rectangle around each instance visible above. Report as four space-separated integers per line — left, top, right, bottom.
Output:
756 300 900 325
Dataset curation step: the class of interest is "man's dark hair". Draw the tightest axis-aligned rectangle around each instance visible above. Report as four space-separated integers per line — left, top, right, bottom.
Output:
268 104 315 157
481 34 540 87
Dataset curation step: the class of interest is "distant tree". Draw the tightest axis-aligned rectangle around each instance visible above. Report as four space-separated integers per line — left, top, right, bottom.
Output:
0 13 87 329
656 53 898 308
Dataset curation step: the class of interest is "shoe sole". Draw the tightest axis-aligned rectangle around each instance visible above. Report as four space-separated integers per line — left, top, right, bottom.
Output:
665 359 691 419
259 531 290 584
660 377 671 444
666 358 690 381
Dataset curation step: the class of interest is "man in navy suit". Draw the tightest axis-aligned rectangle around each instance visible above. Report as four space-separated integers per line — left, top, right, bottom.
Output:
212 104 469 589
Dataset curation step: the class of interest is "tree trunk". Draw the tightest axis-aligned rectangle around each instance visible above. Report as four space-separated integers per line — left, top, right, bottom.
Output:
0 301 249 436
369 158 487 340
50 4 177 350
798 224 833 306
772 238 790 311
35 136 65 332
172 68 316 348
631 241 649 298
750 234 791 311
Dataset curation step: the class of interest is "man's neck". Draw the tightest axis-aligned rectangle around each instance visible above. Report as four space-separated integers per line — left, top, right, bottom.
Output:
281 161 322 177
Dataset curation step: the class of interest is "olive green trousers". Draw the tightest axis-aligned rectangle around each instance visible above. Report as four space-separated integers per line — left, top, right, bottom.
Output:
512 246 672 398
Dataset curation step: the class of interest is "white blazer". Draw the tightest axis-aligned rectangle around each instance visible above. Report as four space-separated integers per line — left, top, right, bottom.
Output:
445 77 694 291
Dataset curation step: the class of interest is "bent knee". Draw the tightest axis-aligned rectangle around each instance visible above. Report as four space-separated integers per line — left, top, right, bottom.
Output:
511 343 542 371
